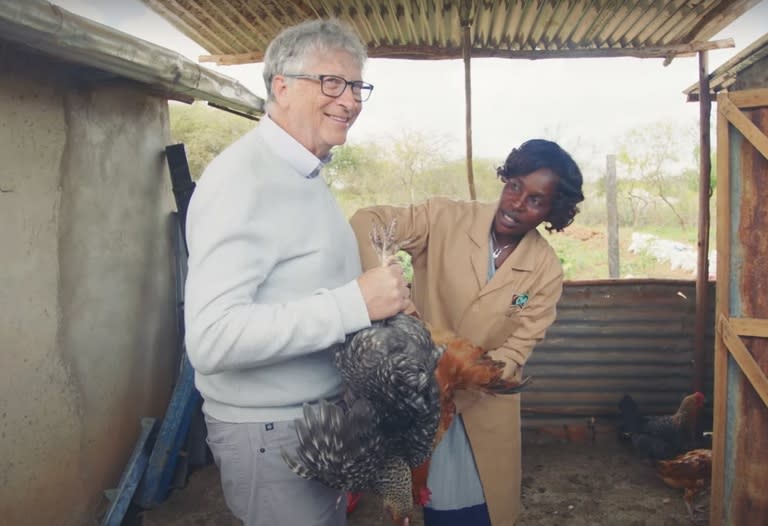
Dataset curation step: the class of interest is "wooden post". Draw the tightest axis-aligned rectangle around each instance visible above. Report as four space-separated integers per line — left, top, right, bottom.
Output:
461 11 476 200
606 154 620 278
694 50 712 394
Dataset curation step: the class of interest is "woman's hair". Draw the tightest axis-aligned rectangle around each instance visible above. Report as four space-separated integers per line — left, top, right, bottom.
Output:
262 19 367 102
496 139 585 232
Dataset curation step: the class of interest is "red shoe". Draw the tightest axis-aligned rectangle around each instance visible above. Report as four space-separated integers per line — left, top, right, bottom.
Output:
346 492 362 514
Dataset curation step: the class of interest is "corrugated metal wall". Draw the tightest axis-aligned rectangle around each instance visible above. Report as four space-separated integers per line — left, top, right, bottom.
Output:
522 279 715 432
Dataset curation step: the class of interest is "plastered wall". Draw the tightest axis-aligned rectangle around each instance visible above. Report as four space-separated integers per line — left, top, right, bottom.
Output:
1 44 177 525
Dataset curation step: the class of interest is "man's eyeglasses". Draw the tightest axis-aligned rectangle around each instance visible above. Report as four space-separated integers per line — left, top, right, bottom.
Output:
284 73 374 102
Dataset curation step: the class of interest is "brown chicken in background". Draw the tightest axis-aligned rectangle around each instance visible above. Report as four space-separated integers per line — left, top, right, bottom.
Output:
655 448 712 521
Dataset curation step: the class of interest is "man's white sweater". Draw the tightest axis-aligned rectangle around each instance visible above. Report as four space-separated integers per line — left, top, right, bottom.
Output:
184 117 370 423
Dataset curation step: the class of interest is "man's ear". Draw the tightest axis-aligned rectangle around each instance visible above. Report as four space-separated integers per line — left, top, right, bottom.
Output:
271 74 290 106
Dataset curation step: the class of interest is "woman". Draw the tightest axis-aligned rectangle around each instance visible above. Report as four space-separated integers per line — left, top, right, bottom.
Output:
349 139 584 525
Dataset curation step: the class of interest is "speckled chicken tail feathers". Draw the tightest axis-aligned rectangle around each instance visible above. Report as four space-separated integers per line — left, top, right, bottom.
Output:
281 399 384 492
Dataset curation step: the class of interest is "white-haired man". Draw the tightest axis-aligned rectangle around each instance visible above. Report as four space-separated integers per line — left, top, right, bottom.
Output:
184 19 409 526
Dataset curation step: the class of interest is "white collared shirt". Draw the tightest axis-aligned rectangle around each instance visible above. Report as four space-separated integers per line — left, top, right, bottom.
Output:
259 114 331 179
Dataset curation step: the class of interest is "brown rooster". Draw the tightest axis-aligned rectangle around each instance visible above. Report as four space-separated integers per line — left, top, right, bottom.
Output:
410 322 530 508
371 219 530 511
656 448 712 521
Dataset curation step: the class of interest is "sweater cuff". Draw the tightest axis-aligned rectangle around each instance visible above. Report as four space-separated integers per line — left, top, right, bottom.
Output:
332 280 372 334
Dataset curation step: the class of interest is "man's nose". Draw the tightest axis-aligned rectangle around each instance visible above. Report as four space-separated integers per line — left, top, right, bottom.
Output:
338 84 360 105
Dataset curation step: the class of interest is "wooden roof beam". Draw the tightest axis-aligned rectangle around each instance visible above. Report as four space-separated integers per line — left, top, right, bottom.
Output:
199 38 734 65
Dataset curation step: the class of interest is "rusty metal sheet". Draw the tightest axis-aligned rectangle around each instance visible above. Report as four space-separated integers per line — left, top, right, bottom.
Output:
722 105 768 524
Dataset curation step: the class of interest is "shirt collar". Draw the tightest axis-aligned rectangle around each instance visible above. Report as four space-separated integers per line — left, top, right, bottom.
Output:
258 114 331 178
469 204 539 272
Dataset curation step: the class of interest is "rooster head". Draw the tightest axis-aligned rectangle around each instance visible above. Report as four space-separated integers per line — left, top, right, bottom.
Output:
679 391 706 417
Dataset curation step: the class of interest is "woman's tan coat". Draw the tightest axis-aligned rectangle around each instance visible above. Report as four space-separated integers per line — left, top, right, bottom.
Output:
350 197 563 526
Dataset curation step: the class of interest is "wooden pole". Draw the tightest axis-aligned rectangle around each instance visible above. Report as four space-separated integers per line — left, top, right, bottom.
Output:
709 92 730 526
606 154 620 278
462 21 476 200
694 50 712 394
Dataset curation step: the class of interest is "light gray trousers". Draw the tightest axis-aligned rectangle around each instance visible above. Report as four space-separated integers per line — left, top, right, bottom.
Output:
205 415 347 526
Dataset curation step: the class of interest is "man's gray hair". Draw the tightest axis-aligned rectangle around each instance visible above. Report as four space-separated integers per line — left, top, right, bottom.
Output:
263 19 368 102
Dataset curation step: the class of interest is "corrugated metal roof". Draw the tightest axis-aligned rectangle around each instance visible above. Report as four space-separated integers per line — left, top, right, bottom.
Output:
141 0 758 65
684 32 768 100
522 279 714 431
0 0 265 117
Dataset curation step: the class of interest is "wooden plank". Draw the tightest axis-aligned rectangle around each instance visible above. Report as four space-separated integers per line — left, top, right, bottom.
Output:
720 315 768 408
730 317 768 338
719 96 768 161
715 92 732 336
729 88 768 110
710 92 731 526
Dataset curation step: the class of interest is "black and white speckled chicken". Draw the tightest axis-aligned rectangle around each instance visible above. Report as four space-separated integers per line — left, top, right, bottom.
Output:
333 311 443 471
282 219 529 525
282 311 442 525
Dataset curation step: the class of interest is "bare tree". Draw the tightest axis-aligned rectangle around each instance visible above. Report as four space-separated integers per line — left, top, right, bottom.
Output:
616 122 696 230
390 130 449 203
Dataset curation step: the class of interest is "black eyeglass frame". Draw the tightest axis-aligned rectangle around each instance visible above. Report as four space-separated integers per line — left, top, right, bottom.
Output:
283 73 374 102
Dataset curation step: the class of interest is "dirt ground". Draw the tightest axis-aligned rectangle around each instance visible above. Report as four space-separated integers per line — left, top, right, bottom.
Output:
138 436 707 526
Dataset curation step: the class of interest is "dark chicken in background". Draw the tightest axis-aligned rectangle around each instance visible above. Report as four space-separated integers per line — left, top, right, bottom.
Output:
282 220 530 525
618 392 706 462
618 392 712 522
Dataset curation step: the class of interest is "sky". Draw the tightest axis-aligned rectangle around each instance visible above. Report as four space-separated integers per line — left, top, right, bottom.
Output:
55 0 768 175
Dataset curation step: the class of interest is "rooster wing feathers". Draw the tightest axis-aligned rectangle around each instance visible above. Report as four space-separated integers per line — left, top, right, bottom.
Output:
331 313 442 468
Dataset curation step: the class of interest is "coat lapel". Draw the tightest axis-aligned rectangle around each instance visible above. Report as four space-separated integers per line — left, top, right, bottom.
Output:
478 228 541 297
467 205 496 290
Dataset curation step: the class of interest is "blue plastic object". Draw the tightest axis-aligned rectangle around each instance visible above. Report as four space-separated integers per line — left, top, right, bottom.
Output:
100 417 157 526
134 351 201 508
